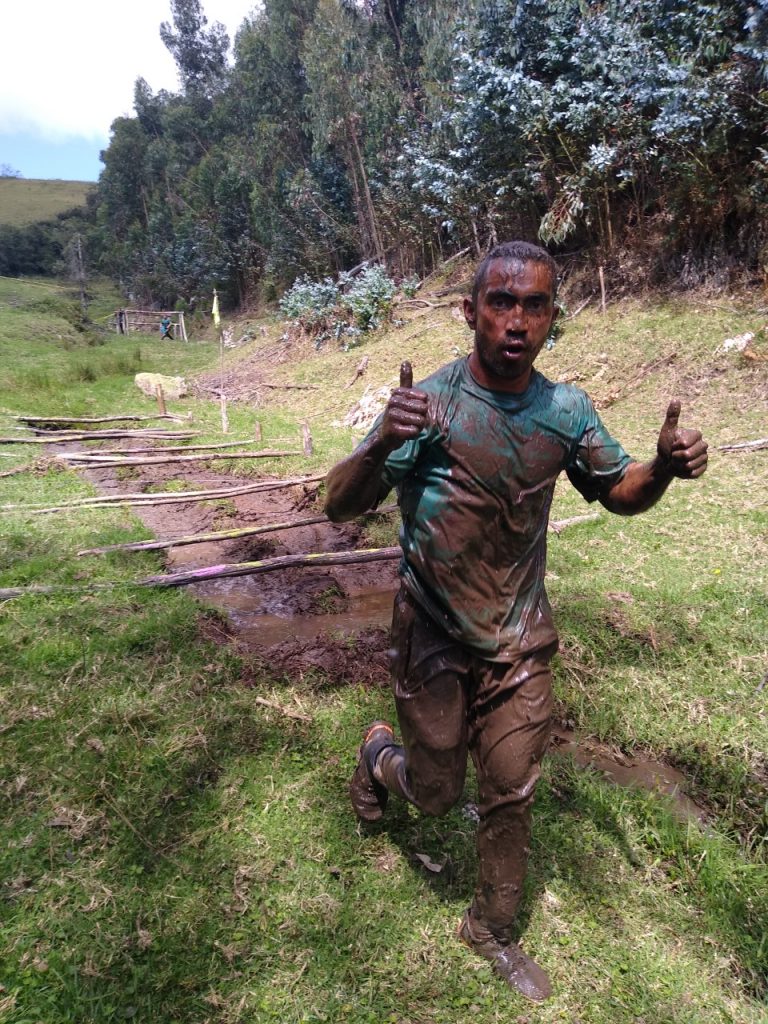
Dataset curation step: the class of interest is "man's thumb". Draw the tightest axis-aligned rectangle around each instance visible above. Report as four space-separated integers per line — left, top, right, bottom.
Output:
663 399 681 432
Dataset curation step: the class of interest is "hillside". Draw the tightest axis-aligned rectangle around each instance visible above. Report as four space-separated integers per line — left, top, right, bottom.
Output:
0 273 766 1023
0 177 94 227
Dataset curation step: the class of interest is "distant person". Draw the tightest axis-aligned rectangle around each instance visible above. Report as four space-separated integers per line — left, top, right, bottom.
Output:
324 240 708 1002
159 315 173 341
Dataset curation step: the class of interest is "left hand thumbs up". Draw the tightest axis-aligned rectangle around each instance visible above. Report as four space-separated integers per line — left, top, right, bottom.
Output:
656 399 708 479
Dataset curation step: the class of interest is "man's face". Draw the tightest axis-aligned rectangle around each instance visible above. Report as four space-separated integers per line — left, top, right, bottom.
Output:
464 259 558 393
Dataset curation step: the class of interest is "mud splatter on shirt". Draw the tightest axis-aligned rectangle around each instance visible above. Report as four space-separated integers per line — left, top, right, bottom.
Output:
367 358 632 660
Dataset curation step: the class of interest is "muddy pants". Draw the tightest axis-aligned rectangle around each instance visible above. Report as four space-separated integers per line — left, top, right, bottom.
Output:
372 588 555 941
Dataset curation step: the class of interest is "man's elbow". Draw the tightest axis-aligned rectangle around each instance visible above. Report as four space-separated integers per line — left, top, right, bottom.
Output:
324 494 352 523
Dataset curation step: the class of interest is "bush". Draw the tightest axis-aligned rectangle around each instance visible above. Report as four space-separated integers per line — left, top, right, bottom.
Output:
346 266 397 331
278 275 340 329
278 265 399 347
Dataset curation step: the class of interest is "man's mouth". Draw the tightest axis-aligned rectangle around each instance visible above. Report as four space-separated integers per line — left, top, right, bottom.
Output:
501 341 526 357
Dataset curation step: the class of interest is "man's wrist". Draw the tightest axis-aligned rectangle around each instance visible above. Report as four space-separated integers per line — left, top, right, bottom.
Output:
650 453 676 482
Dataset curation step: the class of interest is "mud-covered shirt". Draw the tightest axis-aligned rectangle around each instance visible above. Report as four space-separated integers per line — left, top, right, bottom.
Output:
368 358 632 660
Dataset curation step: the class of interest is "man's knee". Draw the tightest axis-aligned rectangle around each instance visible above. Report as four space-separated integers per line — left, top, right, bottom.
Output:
410 774 464 816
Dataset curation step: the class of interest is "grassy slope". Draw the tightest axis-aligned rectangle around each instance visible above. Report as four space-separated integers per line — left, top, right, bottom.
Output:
0 179 94 228
1 276 766 1024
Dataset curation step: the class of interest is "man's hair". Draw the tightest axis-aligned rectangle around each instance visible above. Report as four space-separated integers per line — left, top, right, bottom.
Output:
472 241 558 305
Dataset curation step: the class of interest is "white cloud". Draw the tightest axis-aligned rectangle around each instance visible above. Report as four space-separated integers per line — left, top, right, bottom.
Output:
0 0 257 141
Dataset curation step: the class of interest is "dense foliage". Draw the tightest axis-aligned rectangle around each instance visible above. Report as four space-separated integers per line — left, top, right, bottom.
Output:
74 1 768 304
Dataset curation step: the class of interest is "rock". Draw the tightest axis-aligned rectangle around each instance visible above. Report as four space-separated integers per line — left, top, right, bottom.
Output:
134 373 188 399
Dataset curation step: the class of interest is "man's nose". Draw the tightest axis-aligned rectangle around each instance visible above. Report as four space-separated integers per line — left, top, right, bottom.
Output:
505 305 526 331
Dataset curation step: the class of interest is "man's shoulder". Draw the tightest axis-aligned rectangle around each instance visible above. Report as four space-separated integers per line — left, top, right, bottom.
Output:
417 357 466 394
535 372 593 411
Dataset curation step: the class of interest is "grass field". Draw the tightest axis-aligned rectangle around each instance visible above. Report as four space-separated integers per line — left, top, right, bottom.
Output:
0 178 94 227
1 275 766 1023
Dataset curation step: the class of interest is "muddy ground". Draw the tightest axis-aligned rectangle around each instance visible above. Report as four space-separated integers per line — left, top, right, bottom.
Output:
69 439 706 824
76 449 399 688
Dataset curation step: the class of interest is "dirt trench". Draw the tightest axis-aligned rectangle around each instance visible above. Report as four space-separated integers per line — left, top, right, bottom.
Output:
76 450 399 687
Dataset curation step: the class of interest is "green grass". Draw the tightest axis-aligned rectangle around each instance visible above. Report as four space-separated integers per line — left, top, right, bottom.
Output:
1 277 766 1023
0 178 94 227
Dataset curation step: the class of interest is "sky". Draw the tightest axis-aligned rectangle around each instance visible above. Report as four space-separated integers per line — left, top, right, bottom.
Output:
0 1 259 182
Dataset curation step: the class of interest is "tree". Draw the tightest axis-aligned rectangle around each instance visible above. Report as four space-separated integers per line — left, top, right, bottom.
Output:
160 0 230 99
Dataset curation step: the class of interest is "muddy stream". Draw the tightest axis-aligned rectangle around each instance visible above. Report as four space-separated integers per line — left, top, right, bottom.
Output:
79 453 706 827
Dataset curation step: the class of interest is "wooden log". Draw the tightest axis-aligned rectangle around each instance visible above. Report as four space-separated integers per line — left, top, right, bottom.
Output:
715 438 768 452
137 546 402 588
4 430 200 445
0 546 401 600
58 450 302 469
260 383 320 391
1 431 200 445
77 504 399 556
548 512 600 534
156 384 167 416
59 441 260 457
5 474 327 515
13 414 187 427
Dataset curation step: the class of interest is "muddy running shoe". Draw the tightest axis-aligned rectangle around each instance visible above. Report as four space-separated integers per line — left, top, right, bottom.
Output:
349 721 394 823
458 912 552 1002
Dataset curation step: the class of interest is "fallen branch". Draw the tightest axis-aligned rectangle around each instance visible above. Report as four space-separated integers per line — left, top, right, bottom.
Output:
0 464 34 478
548 512 600 534
2 474 326 515
138 546 402 588
58 449 301 469
2 430 200 444
596 352 677 409
715 438 768 452
259 382 320 391
563 295 594 322
0 545 401 600
254 697 312 723
346 356 369 388
13 414 188 427
60 440 261 456
78 504 399 556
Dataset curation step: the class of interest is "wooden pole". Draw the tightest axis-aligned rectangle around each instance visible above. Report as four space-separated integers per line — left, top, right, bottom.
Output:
0 546 402 600
254 420 262 442
5 475 327 515
156 383 167 416
13 414 187 427
59 441 261 457
598 266 606 313
77 504 399 556
301 421 313 457
57 450 301 469
1 431 200 445
138 546 401 588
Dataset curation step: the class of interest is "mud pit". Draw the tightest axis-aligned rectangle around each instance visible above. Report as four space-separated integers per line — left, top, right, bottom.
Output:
73 447 704 823
77 452 399 685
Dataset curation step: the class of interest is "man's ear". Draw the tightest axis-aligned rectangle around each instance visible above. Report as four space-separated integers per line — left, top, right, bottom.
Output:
463 296 476 329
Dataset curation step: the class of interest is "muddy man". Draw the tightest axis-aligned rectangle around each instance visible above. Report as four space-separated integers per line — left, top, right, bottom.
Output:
324 240 708 1002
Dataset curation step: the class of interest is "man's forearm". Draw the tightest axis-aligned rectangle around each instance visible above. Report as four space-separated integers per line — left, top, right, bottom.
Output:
599 458 675 515
324 432 393 522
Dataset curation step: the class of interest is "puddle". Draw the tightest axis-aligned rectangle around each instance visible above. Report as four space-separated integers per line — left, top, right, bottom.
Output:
195 581 396 647
551 728 707 825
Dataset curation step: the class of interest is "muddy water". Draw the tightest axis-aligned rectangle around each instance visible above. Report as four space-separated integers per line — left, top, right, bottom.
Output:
200 581 396 645
551 729 707 825
198 575 706 824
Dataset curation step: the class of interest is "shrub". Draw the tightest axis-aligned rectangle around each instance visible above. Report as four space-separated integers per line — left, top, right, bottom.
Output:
278 265 399 347
278 275 340 329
